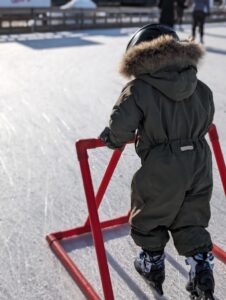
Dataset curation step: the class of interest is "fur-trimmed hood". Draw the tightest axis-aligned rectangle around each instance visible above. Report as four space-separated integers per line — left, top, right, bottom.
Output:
119 35 204 78
119 35 205 101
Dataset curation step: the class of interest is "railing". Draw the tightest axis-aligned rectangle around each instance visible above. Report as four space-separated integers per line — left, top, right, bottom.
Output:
0 6 226 34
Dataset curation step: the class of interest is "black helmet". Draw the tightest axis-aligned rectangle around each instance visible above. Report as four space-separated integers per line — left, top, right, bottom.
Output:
126 23 179 51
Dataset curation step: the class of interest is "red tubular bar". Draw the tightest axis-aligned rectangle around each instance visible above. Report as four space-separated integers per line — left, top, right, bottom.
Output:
47 214 130 242
208 124 226 195
46 235 101 300
46 124 226 300
213 243 226 264
84 148 124 227
76 140 116 300
76 138 106 161
48 225 91 241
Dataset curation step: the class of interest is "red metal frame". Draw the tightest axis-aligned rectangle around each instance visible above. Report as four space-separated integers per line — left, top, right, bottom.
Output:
46 123 226 300
208 124 226 195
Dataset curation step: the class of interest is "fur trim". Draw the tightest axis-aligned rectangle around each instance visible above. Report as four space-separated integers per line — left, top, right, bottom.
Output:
119 35 205 78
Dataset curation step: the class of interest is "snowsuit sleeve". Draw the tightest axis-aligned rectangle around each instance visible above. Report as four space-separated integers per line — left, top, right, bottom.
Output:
108 83 143 148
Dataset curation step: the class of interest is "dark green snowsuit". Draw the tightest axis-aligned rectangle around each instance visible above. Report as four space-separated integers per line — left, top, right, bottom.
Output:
107 36 214 256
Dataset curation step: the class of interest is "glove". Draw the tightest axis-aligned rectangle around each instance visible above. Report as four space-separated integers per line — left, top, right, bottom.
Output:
99 127 122 150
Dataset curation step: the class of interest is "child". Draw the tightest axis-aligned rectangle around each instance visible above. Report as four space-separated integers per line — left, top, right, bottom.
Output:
100 24 215 299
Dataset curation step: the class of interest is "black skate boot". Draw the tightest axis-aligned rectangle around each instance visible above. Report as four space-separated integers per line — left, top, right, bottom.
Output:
185 252 215 300
134 250 165 296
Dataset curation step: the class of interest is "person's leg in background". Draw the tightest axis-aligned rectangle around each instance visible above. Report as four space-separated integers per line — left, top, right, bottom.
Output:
177 7 184 31
192 11 199 40
198 11 206 43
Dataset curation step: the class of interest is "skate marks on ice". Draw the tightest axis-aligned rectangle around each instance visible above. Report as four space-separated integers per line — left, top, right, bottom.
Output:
61 223 130 252
61 225 151 300
0 23 225 300
0 111 17 187
165 252 188 279
107 252 153 300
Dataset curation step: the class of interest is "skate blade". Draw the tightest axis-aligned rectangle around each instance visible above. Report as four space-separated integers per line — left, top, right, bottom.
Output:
189 290 215 300
138 272 164 296
148 280 164 296
134 264 164 296
202 290 215 300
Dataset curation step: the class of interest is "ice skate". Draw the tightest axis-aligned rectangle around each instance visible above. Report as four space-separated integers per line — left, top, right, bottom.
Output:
134 251 165 296
186 253 215 300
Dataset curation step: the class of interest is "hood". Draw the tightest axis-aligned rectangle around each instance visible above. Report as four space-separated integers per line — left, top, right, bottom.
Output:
139 67 197 101
119 35 204 101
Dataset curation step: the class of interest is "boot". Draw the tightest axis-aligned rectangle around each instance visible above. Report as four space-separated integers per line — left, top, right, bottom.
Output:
134 250 165 295
186 252 215 300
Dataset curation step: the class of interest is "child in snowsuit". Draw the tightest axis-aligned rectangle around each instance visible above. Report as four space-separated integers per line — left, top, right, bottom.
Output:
100 24 215 298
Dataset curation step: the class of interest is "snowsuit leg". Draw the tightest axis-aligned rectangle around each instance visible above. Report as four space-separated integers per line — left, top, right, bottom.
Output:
192 11 198 39
170 144 213 256
130 139 213 256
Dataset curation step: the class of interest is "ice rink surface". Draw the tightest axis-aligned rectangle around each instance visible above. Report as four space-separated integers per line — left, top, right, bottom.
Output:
0 23 226 300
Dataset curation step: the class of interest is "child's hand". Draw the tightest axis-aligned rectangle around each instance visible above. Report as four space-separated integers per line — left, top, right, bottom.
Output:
99 127 122 150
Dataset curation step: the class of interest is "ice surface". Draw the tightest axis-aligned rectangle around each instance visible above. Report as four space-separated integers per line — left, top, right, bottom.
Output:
0 23 226 300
